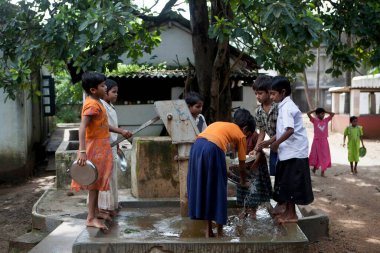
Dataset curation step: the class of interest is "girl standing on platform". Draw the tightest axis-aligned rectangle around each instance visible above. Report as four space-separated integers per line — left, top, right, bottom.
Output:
187 108 255 237
71 72 113 230
307 108 335 177
98 79 131 217
343 116 365 175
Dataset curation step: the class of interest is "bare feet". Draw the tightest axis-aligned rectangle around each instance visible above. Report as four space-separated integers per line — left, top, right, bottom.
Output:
100 209 118 217
238 211 248 220
246 208 257 220
86 218 108 230
271 203 286 216
275 202 298 224
206 220 215 238
312 168 316 174
217 224 224 237
206 231 215 238
97 211 112 221
275 215 298 224
321 171 326 177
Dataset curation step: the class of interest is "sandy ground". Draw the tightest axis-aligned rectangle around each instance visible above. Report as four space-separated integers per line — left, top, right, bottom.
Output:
0 119 379 253
304 119 380 253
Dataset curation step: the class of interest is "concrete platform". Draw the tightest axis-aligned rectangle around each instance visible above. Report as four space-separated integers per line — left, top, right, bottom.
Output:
29 221 85 253
28 187 331 252
72 207 308 253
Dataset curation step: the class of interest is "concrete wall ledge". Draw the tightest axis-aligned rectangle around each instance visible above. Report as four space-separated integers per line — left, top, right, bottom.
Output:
298 206 329 242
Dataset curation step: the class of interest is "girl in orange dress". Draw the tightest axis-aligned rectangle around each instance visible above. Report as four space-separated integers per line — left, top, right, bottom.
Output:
71 72 113 230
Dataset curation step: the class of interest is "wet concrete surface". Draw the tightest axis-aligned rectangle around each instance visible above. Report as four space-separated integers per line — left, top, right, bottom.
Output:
32 188 309 252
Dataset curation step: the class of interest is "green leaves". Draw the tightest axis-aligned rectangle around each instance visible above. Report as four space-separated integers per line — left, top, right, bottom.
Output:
228 0 324 76
322 0 380 76
0 0 162 100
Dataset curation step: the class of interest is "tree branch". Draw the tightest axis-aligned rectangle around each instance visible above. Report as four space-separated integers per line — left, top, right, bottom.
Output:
133 0 179 27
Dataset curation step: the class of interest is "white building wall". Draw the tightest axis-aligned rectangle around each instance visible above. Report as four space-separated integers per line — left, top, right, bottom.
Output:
120 22 194 66
0 90 32 175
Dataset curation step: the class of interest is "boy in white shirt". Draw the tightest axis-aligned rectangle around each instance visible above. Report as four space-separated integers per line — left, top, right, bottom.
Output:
261 76 314 224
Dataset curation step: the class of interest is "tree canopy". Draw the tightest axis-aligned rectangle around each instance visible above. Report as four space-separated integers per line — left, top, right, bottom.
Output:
0 0 162 100
1 0 379 120
321 0 380 76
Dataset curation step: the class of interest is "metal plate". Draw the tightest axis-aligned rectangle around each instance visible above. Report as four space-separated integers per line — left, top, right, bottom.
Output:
69 160 98 186
117 149 128 172
231 155 256 165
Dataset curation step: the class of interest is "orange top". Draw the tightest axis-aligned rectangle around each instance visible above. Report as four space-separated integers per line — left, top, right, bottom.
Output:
71 96 113 192
82 97 110 139
198 122 247 161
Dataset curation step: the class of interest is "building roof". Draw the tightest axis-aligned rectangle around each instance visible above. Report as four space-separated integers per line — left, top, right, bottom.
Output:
109 69 257 82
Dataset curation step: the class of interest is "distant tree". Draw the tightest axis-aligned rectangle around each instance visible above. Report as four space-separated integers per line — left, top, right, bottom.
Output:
0 0 163 100
189 0 324 117
188 0 233 122
322 0 380 79
3 1 378 117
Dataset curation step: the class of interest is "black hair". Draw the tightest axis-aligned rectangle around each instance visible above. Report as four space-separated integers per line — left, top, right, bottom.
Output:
81 71 106 94
185 91 204 106
105 79 118 93
316 108 325 114
233 108 256 133
252 75 273 92
350 116 358 123
271 76 291 96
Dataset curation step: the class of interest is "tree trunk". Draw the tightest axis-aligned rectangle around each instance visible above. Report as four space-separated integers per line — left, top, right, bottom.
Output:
303 70 313 111
189 0 232 122
210 41 231 122
189 0 214 122
209 0 232 122
346 34 352 87
315 47 320 107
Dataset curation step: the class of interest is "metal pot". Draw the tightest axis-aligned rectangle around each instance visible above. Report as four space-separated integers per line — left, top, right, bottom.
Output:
117 149 128 172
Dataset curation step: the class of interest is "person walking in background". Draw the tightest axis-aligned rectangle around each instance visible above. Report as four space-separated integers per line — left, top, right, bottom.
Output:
185 91 207 132
187 109 255 237
307 108 335 177
71 72 113 230
259 76 314 224
251 75 278 176
343 116 365 175
98 79 132 217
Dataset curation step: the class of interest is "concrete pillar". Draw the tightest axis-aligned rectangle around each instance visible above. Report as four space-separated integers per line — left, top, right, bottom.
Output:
331 93 340 113
350 89 360 116
339 93 346 114
131 137 180 198
176 144 192 217
369 92 376 114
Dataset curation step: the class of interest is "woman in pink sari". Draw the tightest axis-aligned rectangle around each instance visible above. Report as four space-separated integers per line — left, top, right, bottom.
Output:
307 108 335 177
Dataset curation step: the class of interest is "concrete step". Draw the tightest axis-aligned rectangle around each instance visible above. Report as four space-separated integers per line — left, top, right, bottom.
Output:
29 221 86 253
8 230 48 253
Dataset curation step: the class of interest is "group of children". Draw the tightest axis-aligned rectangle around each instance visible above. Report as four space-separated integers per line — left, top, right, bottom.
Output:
187 75 314 237
187 75 366 237
73 71 365 235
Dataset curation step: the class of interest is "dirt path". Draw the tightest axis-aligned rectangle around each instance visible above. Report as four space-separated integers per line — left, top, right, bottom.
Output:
0 120 379 253
0 171 55 253
305 120 380 253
